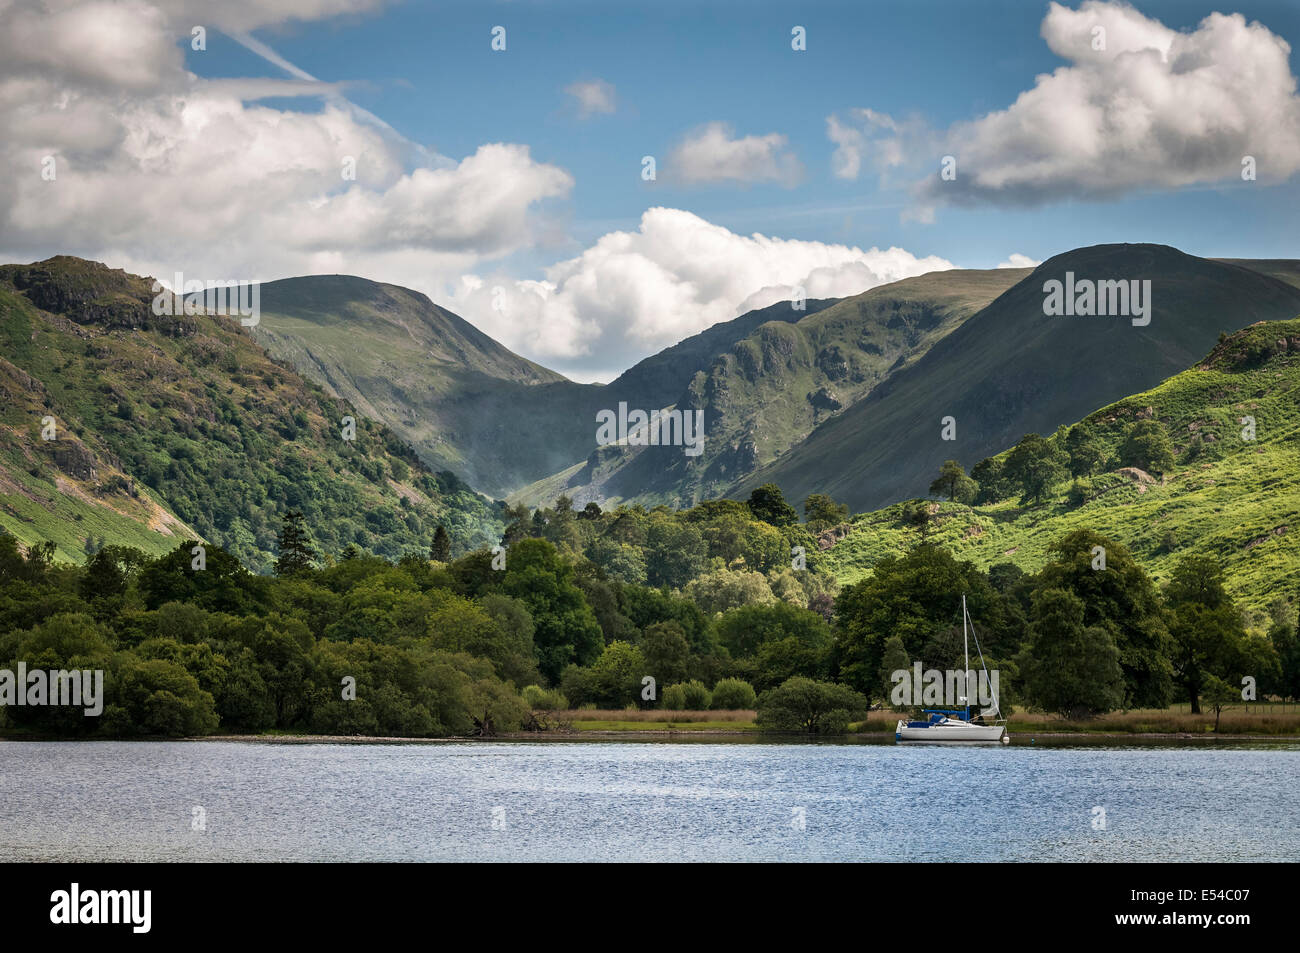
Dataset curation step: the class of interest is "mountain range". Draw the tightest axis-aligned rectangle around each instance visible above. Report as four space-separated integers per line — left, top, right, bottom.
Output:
3 243 1298 578
254 244 1300 512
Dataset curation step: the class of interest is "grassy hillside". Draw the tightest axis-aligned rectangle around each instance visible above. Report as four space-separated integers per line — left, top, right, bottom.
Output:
0 258 503 571
745 244 1300 512
818 317 1300 619
512 268 1028 507
255 280 841 500
254 276 609 497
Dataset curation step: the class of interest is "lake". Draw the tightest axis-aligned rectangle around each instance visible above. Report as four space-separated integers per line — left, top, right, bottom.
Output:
2 739 1297 862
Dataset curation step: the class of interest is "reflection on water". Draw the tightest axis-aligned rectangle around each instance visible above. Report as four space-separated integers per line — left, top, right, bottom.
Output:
1 740 1296 861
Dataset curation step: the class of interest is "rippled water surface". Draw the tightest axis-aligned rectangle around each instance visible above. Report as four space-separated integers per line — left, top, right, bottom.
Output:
2 740 1297 861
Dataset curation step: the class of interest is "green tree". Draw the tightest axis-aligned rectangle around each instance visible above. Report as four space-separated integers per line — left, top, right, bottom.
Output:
1032 529 1173 708
500 539 603 683
138 541 265 615
804 494 849 528
747 483 798 527
929 460 976 503
644 520 708 589
1064 423 1104 477
710 678 757 710
1166 556 1245 713
684 568 776 615
970 457 1010 503
878 634 912 707
1017 589 1125 719
641 620 691 688
1272 618 1300 701
715 602 830 660
1003 433 1066 504
430 525 451 562
833 545 1016 700
662 683 687 710
79 544 147 606
680 680 712 709
1119 420 1175 475
111 656 220 736
755 677 868 734
585 640 646 708
275 510 317 577
1200 674 1238 732
752 635 825 690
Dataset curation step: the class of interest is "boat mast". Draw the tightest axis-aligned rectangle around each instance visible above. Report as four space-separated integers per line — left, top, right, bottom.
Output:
961 593 969 720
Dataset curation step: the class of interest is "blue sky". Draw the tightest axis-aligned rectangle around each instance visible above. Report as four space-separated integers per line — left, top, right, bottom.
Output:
3 0 1298 381
197 0 1300 268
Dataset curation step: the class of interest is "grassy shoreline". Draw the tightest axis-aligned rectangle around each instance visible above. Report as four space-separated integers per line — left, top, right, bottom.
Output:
5 705 1299 743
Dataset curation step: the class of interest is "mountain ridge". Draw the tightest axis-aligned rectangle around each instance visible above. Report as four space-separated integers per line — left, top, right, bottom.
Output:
738 243 1300 511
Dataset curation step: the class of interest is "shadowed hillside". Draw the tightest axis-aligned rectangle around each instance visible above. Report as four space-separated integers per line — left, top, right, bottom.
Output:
742 244 1300 512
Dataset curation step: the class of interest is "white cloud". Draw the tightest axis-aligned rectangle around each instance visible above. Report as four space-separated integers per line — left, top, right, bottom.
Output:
450 207 953 381
564 79 616 118
827 109 909 180
997 253 1040 268
669 122 803 187
830 1 1300 208
0 0 571 286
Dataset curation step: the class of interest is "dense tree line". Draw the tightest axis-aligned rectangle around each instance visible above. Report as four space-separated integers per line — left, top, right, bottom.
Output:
1 481 1295 738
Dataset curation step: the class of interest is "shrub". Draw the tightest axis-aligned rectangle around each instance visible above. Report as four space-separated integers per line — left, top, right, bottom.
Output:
662 684 687 710
521 684 569 710
755 676 868 734
710 677 757 710
679 679 712 709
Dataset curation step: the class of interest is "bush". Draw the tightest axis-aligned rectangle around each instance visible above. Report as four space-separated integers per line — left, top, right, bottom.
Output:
678 679 712 709
755 676 868 734
662 684 687 710
521 684 569 710
710 677 757 710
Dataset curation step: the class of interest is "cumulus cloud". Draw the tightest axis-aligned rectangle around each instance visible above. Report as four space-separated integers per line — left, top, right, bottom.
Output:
449 208 953 381
0 0 571 285
831 1 1300 208
564 79 616 118
997 253 1041 268
669 122 803 187
827 109 914 180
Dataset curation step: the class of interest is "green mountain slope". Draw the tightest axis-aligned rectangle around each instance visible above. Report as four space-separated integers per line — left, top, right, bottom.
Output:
0 257 502 570
511 268 1029 507
254 278 843 499
254 276 607 497
818 317 1300 617
743 244 1300 512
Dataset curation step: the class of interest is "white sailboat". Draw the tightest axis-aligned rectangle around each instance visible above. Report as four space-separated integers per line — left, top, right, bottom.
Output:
895 594 1010 744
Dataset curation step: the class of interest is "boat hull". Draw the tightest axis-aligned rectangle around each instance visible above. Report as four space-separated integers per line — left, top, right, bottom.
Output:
895 720 1006 743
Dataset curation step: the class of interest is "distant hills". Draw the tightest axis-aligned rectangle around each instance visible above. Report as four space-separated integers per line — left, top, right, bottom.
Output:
515 267 1029 508
743 244 1300 511
253 277 847 498
251 243 1299 517
5 244 1298 578
252 265 1026 506
0 258 502 571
